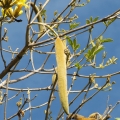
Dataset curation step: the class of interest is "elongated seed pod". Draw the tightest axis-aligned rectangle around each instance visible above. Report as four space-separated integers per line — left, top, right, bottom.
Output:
55 37 69 114
67 114 96 120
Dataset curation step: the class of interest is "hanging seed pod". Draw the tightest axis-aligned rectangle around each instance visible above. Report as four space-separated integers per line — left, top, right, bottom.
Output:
55 37 69 114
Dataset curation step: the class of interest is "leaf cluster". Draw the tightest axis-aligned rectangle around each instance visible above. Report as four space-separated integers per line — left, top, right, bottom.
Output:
66 36 80 52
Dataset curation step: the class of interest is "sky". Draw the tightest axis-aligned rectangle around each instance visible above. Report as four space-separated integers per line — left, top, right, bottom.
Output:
0 0 120 120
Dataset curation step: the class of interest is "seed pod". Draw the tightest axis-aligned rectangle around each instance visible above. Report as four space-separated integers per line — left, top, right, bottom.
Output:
89 112 102 120
67 114 96 120
55 37 69 114
52 67 57 85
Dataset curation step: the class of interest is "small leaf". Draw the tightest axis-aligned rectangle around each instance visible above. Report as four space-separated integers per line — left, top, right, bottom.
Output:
93 17 99 22
84 53 91 62
90 40 96 47
91 46 96 54
75 44 80 50
74 62 82 70
66 36 73 46
94 45 104 55
85 49 95 61
86 16 99 24
73 38 77 46
67 39 73 46
103 21 107 27
100 38 113 43
103 18 116 27
90 16 93 22
41 9 46 16
86 19 90 24
69 22 80 30
107 18 116 26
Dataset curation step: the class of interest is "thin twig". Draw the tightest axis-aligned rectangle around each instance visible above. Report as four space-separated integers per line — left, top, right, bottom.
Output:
4 72 10 120
45 66 57 120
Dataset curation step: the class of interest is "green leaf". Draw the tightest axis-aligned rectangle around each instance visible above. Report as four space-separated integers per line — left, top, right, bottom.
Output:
74 62 82 70
93 17 99 22
85 49 95 61
41 9 46 16
75 44 80 50
103 18 116 27
66 36 73 45
67 39 73 46
103 21 107 27
91 46 96 54
94 45 104 55
90 16 93 22
66 36 80 51
84 53 91 61
73 38 77 46
69 22 80 30
100 38 113 43
87 49 91 55
90 40 96 47
107 18 116 26
86 19 90 24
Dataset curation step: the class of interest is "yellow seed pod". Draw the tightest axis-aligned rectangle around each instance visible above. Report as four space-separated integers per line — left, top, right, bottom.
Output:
89 112 102 120
55 37 69 114
52 67 57 85
52 73 57 84
67 114 96 120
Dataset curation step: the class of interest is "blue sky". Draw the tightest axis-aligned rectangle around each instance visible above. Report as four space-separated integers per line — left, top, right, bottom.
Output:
0 0 120 120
